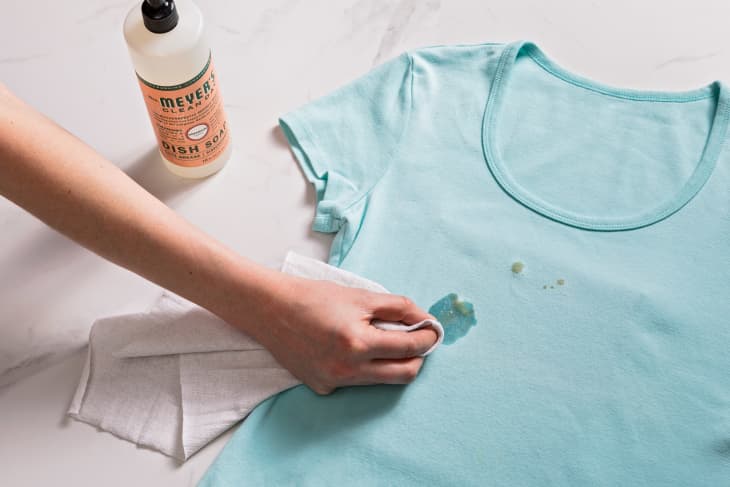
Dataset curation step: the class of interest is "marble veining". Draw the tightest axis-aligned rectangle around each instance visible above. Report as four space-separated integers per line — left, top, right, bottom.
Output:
372 0 441 66
0 52 52 65
655 51 722 70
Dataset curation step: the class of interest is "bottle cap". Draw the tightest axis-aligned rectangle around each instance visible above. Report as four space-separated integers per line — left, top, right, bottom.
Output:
142 0 179 34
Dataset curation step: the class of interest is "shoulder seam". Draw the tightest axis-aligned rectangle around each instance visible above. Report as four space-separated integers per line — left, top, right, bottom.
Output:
333 52 414 264
340 51 414 216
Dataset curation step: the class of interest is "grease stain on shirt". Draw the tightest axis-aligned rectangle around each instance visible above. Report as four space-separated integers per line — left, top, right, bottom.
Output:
429 293 477 345
543 279 566 290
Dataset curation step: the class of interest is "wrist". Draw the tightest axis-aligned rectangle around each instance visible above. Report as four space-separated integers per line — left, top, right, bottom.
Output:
202 248 299 339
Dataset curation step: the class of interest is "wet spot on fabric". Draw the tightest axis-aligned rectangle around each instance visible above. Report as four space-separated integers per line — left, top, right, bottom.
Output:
429 293 477 345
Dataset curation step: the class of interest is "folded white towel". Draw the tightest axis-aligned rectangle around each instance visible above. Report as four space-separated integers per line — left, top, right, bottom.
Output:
67 252 444 461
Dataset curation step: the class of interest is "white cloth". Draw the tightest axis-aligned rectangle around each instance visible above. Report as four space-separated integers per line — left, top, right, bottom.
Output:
67 252 444 461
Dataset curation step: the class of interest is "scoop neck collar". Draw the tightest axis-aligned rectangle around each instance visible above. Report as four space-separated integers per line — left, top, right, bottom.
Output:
481 41 730 231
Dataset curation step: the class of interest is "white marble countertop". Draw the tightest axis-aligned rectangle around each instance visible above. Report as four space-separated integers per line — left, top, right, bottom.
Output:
1 0 728 485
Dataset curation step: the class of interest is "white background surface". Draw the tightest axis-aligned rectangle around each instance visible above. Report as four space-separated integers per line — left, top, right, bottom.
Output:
1 0 729 485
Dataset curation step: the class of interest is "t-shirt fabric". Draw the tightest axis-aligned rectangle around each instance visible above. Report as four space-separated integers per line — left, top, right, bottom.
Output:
199 41 730 486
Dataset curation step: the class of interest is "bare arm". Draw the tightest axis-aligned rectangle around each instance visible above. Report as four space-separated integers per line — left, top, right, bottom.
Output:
0 84 437 394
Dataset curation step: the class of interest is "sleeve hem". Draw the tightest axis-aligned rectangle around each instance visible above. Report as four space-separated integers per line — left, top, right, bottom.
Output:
279 112 321 183
278 113 337 233
278 51 415 241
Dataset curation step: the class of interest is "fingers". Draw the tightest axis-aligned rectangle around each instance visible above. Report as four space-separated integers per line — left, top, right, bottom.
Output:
365 326 438 359
358 357 425 385
311 357 425 391
363 292 438 359
307 354 426 393
369 293 433 325
310 383 336 396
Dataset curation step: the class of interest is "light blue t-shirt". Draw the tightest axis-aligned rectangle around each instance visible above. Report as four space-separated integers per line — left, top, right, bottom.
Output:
200 41 730 486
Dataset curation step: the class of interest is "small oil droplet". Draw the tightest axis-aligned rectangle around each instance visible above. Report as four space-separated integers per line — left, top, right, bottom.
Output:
511 261 525 274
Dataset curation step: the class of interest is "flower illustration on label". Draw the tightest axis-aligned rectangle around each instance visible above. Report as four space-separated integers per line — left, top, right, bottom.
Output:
186 123 209 141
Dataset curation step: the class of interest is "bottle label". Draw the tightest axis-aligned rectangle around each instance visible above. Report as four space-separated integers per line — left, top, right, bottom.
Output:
137 52 230 167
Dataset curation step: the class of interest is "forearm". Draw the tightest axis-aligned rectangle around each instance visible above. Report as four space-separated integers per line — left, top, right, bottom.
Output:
0 85 439 391
0 85 282 333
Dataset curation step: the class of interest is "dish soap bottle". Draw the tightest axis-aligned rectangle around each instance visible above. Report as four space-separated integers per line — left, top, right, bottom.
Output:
123 0 231 178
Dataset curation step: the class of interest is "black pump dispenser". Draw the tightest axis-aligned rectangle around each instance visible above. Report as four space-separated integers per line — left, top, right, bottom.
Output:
141 0 179 33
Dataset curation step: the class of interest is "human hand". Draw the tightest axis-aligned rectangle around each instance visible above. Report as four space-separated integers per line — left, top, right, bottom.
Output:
244 274 438 395
0 84 438 396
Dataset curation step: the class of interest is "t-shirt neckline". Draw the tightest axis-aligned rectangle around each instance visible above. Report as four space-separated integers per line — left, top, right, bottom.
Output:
481 41 730 231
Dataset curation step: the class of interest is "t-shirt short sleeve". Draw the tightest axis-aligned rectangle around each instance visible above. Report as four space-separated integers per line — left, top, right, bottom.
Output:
279 52 414 233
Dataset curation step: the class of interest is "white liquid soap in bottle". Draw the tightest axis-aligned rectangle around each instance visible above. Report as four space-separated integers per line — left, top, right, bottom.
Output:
123 0 231 178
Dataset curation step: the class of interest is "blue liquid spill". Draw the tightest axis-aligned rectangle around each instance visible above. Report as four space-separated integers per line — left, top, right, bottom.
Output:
428 293 477 345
